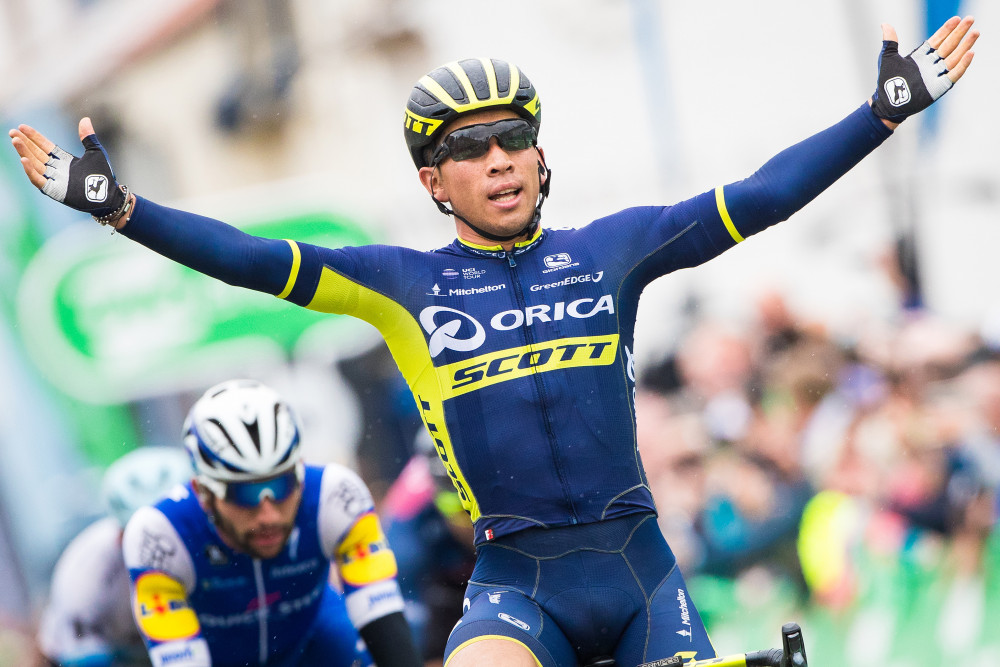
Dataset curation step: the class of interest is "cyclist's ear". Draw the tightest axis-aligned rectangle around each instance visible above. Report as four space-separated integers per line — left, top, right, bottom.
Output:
191 478 214 506
536 148 550 195
419 165 449 203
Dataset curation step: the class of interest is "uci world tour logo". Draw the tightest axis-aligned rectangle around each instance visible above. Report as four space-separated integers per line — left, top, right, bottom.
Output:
420 306 485 357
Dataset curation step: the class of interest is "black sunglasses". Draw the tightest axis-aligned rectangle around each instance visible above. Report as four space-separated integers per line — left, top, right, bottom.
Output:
431 118 537 166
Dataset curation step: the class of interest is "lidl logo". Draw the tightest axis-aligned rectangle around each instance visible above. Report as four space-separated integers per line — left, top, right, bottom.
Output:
133 571 200 642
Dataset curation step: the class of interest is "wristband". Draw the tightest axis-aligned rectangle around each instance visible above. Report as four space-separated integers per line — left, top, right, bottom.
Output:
92 185 132 226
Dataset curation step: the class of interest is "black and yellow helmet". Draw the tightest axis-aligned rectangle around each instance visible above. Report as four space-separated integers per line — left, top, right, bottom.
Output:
404 58 541 170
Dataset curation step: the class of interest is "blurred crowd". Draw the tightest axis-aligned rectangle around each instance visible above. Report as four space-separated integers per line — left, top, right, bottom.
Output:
636 286 1000 666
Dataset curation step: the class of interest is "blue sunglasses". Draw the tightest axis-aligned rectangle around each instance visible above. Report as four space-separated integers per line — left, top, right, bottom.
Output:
224 470 300 508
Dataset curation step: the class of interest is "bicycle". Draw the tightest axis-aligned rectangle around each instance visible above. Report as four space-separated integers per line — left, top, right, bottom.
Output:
584 622 808 667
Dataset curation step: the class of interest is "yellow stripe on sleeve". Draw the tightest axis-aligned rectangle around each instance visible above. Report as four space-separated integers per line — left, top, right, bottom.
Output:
715 186 744 244
275 240 301 300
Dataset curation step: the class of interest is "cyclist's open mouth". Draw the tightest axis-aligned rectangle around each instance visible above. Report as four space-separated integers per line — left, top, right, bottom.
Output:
488 187 521 203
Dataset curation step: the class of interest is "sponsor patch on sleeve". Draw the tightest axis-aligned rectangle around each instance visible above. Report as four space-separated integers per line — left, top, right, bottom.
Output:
149 637 211 667
335 512 398 588
133 571 200 643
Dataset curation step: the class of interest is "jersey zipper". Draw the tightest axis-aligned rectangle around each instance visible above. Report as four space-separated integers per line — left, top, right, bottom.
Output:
501 250 580 524
252 559 267 664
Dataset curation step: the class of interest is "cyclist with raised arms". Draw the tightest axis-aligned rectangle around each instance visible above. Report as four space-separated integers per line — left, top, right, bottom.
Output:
10 17 978 667
119 379 421 667
37 447 192 667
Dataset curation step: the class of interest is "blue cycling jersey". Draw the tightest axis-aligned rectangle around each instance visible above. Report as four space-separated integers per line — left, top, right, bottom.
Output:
123 464 404 667
159 469 333 662
122 103 892 546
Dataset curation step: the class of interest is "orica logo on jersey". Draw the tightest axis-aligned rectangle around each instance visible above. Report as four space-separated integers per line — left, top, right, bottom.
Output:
419 296 614 357
420 306 486 357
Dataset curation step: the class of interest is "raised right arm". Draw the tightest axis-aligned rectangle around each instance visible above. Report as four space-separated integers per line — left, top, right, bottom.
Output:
120 196 297 295
9 118 303 298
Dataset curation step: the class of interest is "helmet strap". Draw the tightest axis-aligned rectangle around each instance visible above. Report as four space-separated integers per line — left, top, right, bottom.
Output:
433 153 551 244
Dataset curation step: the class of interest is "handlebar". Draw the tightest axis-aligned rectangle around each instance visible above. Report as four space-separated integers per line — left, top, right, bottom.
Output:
599 621 809 667
745 648 784 666
690 622 808 667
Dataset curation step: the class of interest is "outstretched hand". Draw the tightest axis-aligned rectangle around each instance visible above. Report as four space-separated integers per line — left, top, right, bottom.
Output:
902 16 978 84
871 16 978 126
8 117 129 222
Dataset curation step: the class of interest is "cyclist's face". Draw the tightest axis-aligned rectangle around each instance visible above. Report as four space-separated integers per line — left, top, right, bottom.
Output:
419 109 546 244
203 483 302 559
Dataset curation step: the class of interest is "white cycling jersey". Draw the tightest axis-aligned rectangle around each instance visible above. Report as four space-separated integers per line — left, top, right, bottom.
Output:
37 516 149 666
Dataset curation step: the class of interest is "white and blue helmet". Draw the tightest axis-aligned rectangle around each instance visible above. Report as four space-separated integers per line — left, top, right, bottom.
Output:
183 379 303 494
101 447 192 527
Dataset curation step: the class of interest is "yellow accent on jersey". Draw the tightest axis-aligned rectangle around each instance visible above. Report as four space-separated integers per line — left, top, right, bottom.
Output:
301 261 480 522
336 512 398 587
715 186 744 243
275 239 301 299
439 334 619 399
133 572 200 643
457 224 543 252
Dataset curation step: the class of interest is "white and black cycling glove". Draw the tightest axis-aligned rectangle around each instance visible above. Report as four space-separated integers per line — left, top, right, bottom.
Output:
871 38 953 123
41 132 127 219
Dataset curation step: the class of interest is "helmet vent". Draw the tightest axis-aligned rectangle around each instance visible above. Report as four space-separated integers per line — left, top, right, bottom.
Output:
244 417 262 453
432 68 469 105
206 418 238 450
491 59 511 96
458 59 490 101
411 87 438 108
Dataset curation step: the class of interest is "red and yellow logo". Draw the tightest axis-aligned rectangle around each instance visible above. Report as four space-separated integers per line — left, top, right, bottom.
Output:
133 571 200 642
336 512 398 587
